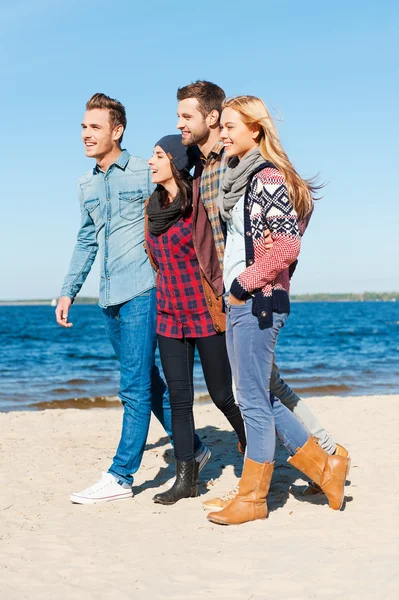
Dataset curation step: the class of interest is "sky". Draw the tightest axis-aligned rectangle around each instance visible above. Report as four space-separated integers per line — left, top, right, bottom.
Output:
0 0 398 300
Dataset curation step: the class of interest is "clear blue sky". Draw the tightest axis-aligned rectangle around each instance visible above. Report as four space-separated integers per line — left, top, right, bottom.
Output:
1 0 398 300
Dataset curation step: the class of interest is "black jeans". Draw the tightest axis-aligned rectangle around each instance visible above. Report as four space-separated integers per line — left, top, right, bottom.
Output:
158 333 246 461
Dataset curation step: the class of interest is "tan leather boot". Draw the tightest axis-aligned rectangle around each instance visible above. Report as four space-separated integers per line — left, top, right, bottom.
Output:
335 443 351 478
288 437 347 510
335 443 348 458
207 458 274 525
303 442 351 495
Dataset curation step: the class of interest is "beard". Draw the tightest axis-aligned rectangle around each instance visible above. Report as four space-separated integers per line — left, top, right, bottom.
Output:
181 123 210 147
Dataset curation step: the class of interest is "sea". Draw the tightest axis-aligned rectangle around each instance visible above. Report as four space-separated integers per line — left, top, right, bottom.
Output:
0 302 398 412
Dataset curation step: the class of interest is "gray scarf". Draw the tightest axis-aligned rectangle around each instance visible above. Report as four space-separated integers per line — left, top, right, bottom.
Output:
218 148 265 221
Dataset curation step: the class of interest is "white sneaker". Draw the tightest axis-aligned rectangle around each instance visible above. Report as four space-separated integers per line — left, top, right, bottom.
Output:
70 472 133 504
166 442 212 488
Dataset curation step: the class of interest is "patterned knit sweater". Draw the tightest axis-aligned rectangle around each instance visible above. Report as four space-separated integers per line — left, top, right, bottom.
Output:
229 162 301 329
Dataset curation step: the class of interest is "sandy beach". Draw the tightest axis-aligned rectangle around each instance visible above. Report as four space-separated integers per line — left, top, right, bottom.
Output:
1 395 398 600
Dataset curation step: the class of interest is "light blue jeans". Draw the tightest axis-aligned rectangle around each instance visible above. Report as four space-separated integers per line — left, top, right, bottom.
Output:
102 289 174 486
270 362 336 454
226 299 309 463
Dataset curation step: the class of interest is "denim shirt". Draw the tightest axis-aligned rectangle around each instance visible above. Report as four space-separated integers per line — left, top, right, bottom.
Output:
223 195 246 293
60 150 156 308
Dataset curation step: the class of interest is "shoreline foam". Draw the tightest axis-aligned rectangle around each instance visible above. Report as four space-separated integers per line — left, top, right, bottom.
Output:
1 389 397 413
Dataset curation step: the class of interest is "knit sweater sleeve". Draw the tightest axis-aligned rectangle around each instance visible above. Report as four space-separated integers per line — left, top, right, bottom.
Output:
230 169 301 299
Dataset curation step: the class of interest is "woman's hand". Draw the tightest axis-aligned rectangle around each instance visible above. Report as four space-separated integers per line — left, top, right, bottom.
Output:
228 293 246 305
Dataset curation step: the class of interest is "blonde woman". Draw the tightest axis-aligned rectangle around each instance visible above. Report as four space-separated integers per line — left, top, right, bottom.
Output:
207 96 349 525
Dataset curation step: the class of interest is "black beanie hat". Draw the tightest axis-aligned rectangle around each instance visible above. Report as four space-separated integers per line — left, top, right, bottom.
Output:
155 134 197 172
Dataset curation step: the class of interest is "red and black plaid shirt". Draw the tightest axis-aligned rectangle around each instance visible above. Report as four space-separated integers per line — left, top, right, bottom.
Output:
146 212 216 339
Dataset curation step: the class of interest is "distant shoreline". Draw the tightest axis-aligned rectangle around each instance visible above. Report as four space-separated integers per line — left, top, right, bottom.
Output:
1 292 398 306
0 298 98 306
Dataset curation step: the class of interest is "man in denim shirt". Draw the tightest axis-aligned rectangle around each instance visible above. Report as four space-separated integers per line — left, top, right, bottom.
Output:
56 93 209 503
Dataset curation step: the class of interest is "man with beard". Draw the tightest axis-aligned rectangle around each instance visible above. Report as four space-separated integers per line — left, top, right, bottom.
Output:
175 81 349 506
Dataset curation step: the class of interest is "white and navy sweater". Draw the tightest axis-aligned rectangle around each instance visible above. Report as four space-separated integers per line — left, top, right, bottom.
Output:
229 162 301 328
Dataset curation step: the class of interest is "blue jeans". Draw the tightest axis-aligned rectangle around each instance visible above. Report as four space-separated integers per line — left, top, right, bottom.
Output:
271 362 336 454
226 300 309 463
102 289 173 486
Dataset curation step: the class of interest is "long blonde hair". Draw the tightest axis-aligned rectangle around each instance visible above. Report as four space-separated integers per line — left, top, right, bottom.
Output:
223 95 320 219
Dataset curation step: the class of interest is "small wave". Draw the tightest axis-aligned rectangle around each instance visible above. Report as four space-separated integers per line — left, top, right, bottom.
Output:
34 395 120 410
15 334 46 342
275 367 306 375
194 391 211 402
330 330 375 337
65 353 113 361
66 378 91 385
52 387 81 395
295 383 352 396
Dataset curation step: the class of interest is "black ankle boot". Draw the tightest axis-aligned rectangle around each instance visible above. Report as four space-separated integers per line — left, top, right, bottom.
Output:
153 460 199 505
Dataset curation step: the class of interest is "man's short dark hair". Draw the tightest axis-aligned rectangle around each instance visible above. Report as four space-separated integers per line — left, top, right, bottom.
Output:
177 81 226 120
86 93 127 143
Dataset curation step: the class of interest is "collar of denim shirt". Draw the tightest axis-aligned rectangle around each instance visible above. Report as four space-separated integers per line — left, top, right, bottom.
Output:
93 149 131 175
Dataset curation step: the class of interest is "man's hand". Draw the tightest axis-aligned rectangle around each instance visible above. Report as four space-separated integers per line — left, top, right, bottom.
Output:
264 228 273 251
55 296 73 328
228 293 246 306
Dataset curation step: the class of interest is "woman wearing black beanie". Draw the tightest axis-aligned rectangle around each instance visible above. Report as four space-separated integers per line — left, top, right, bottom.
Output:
144 135 247 505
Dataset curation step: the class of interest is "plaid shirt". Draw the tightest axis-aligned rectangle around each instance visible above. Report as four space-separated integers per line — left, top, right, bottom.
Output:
199 140 228 272
146 213 216 339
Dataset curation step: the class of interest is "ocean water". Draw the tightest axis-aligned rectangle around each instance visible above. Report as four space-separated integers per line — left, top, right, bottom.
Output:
0 302 398 412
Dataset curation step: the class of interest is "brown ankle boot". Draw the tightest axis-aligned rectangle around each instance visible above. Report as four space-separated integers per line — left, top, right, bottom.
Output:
335 443 349 458
207 458 274 525
288 437 347 510
335 443 351 478
302 442 351 496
